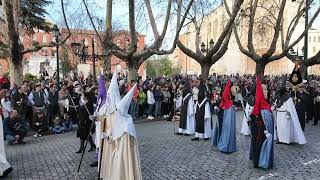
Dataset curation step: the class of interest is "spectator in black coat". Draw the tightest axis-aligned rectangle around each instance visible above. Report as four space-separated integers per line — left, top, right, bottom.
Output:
8 110 28 144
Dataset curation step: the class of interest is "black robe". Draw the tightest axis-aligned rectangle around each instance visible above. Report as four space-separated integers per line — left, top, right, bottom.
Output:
249 114 266 168
76 101 94 140
68 91 80 124
293 91 306 131
179 93 192 130
195 98 209 134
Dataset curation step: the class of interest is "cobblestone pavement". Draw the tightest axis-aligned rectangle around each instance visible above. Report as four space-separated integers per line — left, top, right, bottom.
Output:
3 112 320 180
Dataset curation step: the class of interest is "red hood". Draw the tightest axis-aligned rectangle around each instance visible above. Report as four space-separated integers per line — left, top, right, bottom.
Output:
219 80 233 109
251 77 271 116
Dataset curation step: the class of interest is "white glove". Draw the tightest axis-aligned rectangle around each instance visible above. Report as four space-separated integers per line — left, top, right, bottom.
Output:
102 132 109 139
264 130 271 138
89 115 95 121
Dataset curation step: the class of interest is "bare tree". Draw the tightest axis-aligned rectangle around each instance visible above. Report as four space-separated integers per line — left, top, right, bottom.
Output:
176 0 244 79
0 0 71 85
225 0 320 79
83 0 194 81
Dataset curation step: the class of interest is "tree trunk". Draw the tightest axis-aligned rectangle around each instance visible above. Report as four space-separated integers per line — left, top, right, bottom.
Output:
127 63 138 82
255 62 266 81
200 63 210 80
103 54 111 73
300 63 308 80
9 58 23 86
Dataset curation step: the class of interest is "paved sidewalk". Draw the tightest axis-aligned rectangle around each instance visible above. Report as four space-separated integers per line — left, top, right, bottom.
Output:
3 112 320 179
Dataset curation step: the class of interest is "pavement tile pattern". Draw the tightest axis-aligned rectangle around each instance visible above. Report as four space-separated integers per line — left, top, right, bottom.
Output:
3 112 320 180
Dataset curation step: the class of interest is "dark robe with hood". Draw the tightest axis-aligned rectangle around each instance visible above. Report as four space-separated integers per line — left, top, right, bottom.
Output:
195 85 210 134
179 90 192 130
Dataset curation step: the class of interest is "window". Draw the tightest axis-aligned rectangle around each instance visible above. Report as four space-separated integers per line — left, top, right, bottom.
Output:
213 20 218 37
314 36 316 43
313 47 317 53
309 37 312 42
42 48 48 56
207 22 211 36
51 48 56 56
318 36 320 43
42 35 47 43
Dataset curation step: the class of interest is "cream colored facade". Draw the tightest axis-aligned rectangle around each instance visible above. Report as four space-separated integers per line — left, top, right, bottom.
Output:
308 29 320 74
171 0 320 75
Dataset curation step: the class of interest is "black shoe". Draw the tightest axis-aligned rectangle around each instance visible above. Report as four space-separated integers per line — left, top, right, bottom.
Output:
175 132 182 135
1 167 13 177
90 161 98 167
191 137 199 141
184 134 190 136
88 147 95 152
76 150 83 154
18 141 26 145
203 138 209 141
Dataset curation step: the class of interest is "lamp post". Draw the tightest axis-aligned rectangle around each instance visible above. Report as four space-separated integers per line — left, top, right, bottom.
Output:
304 0 308 63
71 39 107 83
51 24 60 90
289 47 304 60
201 39 215 53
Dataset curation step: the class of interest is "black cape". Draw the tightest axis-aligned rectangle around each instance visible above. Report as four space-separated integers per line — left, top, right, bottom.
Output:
195 98 209 134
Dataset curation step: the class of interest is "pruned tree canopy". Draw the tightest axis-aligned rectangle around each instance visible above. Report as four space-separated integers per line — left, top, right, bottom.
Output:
176 0 244 79
225 0 320 78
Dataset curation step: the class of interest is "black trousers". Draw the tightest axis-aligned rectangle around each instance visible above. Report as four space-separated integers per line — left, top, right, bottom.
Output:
306 104 314 122
162 102 169 116
138 103 145 117
296 108 305 131
314 103 320 125
79 135 95 151
250 120 266 168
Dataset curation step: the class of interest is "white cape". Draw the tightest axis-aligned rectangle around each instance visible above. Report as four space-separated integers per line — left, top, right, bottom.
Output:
240 103 252 136
274 98 306 144
0 116 11 176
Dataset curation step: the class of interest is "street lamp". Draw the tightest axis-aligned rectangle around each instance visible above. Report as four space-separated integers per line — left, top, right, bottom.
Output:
51 24 60 90
201 39 215 53
71 38 108 83
289 47 304 60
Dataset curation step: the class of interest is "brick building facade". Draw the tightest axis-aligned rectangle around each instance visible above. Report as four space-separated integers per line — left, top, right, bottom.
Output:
0 27 146 77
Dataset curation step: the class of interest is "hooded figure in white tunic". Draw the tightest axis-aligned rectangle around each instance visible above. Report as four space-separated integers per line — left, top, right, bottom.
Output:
274 87 306 145
104 84 142 180
99 69 122 178
0 116 13 177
